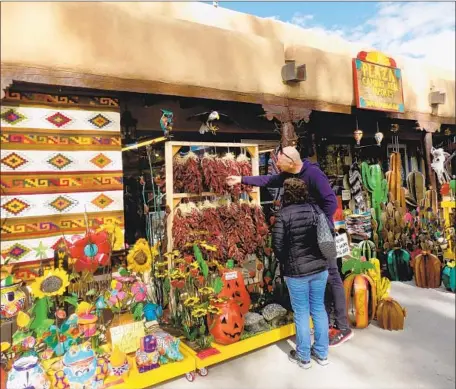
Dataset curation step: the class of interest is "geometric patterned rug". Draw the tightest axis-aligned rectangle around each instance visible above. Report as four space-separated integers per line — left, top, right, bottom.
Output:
1 91 124 274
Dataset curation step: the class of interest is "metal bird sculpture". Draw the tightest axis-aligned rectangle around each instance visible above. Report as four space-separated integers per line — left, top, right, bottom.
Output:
187 111 241 135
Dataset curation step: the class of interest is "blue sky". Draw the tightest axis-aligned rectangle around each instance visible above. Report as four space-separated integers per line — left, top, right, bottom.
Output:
204 2 455 70
219 2 378 30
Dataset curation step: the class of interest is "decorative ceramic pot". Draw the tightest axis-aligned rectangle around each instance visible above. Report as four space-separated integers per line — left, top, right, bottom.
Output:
54 342 109 389
78 313 98 337
135 335 159 373
1 282 26 320
7 356 50 389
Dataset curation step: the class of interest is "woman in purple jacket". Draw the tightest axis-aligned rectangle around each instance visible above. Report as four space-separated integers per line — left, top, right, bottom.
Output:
227 146 353 347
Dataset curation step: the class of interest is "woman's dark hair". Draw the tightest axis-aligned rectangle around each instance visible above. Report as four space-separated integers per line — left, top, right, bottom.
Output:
283 178 309 205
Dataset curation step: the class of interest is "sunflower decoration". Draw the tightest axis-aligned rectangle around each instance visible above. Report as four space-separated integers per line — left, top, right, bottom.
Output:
154 269 168 279
198 287 215 296
207 305 222 315
30 268 70 299
183 296 200 307
98 221 124 251
169 269 186 280
191 307 208 318
210 296 226 304
127 239 157 273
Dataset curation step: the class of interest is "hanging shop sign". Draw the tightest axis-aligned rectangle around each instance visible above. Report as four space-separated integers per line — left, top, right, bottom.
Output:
353 51 404 113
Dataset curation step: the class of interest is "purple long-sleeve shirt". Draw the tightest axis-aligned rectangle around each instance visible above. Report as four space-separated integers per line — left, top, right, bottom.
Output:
241 160 338 225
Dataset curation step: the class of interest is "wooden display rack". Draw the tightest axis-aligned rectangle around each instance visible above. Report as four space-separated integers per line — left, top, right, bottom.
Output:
164 140 261 252
180 323 296 381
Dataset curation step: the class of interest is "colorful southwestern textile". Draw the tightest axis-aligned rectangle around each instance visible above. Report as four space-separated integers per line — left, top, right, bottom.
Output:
1 91 124 276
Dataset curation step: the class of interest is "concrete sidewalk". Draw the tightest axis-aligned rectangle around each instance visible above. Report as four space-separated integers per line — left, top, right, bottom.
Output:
157 282 455 389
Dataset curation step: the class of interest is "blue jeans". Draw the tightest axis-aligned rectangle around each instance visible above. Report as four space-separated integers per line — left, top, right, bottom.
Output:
286 270 329 362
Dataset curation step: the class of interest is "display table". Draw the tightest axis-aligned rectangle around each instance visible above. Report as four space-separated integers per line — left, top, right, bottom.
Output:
180 323 296 381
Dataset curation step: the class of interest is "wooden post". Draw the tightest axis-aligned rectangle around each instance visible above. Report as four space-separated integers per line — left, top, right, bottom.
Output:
423 131 437 191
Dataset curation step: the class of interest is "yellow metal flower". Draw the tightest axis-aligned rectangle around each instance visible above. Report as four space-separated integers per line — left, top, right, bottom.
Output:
191 307 208 318
207 305 222 315
30 268 70 299
1 342 10 352
98 222 124 251
155 261 168 268
210 297 226 304
189 262 199 270
198 287 215 295
16 311 30 328
76 301 94 316
127 239 153 273
169 269 185 280
183 296 200 307
200 243 217 252
155 270 168 279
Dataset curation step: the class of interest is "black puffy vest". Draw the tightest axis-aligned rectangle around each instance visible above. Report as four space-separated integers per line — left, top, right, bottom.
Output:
272 203 328 278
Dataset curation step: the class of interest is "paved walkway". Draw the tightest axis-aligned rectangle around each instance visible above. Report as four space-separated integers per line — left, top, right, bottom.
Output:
157 282 455 389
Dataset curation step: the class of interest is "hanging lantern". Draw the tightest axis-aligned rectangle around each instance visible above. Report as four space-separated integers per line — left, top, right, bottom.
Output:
354 129 363 145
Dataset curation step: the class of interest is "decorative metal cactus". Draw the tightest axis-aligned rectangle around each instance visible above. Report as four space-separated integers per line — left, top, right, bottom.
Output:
405 171 426 208
361 162 388 231
358 240 376 260
423 188 439 213
380 201 407 252
386 152 406 208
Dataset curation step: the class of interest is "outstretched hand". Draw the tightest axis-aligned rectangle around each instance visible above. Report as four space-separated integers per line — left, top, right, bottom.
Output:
226 176 241 186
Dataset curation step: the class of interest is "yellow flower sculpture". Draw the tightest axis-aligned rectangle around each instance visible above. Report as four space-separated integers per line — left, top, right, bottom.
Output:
16 311 31 328
30 268 70 299
191 307 208 318
127 239 157 273
98 222 124 251
184 296 200 307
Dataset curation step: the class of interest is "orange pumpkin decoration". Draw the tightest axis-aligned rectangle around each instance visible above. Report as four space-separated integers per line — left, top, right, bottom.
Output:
207 299 245 345
218 260 251 315
343 274 377 329
376 297 406 331
411 251 442 288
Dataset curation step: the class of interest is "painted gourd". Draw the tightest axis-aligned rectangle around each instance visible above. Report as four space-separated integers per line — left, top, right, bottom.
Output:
442 263 456 292
343 274 377 329
376 298 406 331
207 299 245 345
387 249 413 281
411 252 441 288
218 260 251 315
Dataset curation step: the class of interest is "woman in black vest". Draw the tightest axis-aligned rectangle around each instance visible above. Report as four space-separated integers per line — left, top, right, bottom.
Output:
272 178 329 369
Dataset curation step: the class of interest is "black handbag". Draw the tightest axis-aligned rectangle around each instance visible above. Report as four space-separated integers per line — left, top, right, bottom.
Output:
311 205 337 260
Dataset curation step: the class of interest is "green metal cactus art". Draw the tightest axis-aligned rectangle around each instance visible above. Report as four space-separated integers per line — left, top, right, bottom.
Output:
358 240 376 260
361 162 388 231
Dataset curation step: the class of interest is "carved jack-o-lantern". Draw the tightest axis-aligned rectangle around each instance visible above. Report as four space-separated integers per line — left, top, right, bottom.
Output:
207 300 245 345
218 261 251 315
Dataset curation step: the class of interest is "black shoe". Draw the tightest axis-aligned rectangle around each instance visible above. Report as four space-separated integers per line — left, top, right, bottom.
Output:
329 328 354 348
310 348 329 366
289 350 312 369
